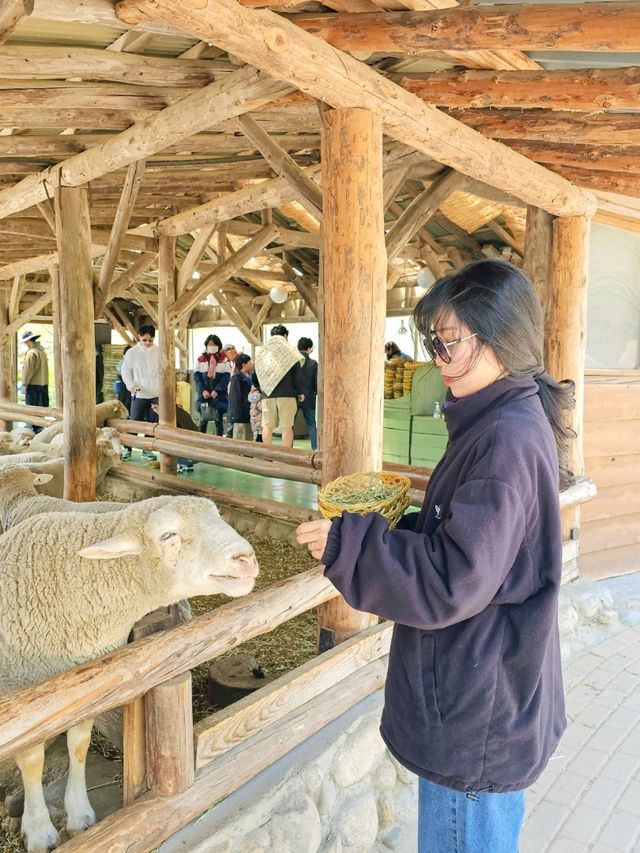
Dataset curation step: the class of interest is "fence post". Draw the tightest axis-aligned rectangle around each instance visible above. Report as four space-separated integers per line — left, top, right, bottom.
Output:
145 672 195 795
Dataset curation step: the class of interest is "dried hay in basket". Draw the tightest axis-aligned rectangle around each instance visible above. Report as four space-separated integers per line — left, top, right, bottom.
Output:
318 471 411 529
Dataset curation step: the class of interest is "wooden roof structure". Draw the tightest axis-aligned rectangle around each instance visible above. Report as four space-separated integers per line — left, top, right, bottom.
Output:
0 0 637 340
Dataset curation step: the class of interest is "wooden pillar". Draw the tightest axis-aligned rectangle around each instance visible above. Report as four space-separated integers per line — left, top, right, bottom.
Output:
317 107 386 650
0 290 12 430
145 672 194 796
158 233 177 474
523 205 553 313
49 264 64 408
546 215 590 481
54 184 96 501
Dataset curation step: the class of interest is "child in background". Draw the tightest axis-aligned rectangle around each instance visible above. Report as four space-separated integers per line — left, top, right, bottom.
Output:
176 369 191 413
248 381 264 443
228 354 254 441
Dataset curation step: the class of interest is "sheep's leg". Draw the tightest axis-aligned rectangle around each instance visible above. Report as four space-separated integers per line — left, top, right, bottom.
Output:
14 743 59 853
64 719 96 835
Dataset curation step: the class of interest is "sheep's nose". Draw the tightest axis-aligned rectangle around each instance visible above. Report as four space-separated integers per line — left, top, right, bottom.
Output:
234 553 259 578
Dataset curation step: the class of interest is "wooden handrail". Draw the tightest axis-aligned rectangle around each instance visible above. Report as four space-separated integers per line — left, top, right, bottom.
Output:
0 565 337 762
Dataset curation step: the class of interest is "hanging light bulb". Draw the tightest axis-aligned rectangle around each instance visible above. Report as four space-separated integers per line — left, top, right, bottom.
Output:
205 293 217 306
398 319 408 336
269 284 288 304
416 267 435 290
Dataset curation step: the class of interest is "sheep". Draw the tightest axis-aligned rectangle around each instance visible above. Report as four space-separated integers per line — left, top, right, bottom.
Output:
22 400 129 449
30 426 122 460
0 468 130 530
0 429 35 455
0 495 259 853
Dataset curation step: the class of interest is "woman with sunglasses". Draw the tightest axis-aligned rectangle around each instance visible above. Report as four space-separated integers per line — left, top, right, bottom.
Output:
297 259 574 853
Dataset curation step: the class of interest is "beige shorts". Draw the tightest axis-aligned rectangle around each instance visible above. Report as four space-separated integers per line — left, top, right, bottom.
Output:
263 396 297 429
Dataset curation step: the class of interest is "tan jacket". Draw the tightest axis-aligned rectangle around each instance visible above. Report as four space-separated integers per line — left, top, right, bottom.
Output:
22 342 49 387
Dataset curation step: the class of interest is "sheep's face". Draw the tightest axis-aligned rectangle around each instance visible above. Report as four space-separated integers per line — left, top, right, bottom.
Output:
78 498 259 600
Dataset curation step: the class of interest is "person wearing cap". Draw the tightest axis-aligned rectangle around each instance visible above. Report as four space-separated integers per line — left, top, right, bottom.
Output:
253 325 304 448
20 331 49 431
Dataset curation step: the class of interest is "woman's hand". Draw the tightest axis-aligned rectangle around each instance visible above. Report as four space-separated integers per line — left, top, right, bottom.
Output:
296 519 333 560
202 390 211 399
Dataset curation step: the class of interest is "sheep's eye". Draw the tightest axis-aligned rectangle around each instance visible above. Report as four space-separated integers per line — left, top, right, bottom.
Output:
160 531 178 542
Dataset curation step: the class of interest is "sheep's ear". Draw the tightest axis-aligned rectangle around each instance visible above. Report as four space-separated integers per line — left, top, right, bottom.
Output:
32 472 53 485
78 533 143 559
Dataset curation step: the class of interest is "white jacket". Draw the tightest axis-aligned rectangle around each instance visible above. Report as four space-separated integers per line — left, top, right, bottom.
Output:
121 343 160 399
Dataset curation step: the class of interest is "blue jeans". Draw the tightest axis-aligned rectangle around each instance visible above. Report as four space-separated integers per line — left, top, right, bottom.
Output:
299 404 317 450
418 778 524 853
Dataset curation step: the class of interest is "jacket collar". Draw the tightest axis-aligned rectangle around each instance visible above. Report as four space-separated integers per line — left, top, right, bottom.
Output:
443 376 539 442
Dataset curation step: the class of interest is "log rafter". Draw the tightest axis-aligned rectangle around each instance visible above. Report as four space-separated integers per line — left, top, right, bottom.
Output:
119 0 596 218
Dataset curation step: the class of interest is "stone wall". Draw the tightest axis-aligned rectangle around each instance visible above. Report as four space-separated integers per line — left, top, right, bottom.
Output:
160 693 418 853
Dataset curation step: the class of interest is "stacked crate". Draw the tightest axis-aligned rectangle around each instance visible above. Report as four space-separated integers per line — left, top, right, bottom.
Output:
101 344 127 401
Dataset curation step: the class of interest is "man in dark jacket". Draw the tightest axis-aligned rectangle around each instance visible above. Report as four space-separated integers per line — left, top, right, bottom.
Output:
297 337 318 450
254 325 304 447
227 354 254 441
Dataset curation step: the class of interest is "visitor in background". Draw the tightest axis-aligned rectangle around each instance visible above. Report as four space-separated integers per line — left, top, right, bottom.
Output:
121 324 159 460
297 336 318 451
227 353 254 441
254 325 304 448
20 330 49 433
194 334 231 436
249 379 263 443
297 259 574 853
150 399 198 473
385 340 411 360
176 369 191 413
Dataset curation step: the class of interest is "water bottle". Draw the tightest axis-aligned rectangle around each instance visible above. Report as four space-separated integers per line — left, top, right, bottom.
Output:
433 401 442 419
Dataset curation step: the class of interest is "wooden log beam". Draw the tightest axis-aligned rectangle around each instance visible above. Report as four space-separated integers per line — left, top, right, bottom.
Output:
103 305 136 346
158 174 301 236
176 225 217 294
169 224 279 322
543 167 640 199
399 67 640 112
194 621 392 768
318 107 385 649
0 289 11 430
236 113 323 219
291 4 640 54
94 159 146 317
0 565 337 762
0 67 293 222
110 253 157 299
546 216 590 482
49 265 64 408
523 206 553 313
57 659 386 853
145 673 194 796
448 109 640 147
0 45 229 87
385 168 463 261
158 233 177 474
124 0 595 218
4 292 52 336
54 185 97 501
0 0 33 45
507 142 640 176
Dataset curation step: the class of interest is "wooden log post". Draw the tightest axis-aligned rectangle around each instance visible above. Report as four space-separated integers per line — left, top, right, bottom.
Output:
144 672 195 796
157 233 177 474
546 215 590 542
54 184 96 500
523 206 553 314
49 264 64 408
317 107 386 650
0 289 12 430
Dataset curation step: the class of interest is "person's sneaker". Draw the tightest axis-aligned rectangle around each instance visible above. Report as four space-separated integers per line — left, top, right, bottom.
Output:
121 449 132 461
176 464 187 473
142 450 157 460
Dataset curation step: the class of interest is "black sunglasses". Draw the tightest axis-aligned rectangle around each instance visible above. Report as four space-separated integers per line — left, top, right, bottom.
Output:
424 330 478 364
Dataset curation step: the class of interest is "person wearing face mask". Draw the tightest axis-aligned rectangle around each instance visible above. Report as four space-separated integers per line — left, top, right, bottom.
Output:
194 334 232 435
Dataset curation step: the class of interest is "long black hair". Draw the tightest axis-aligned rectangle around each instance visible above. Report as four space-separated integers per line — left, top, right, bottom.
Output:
413 259 575 490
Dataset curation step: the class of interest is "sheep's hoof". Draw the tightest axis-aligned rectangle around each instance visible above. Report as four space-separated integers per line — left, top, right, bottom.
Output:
66 804 96 835
21 818 59 853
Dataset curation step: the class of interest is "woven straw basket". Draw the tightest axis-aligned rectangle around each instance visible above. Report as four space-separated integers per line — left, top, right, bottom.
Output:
318 471 411 529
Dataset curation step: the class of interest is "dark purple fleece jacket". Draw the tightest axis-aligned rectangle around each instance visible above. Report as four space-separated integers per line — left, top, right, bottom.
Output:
322 376 566 793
